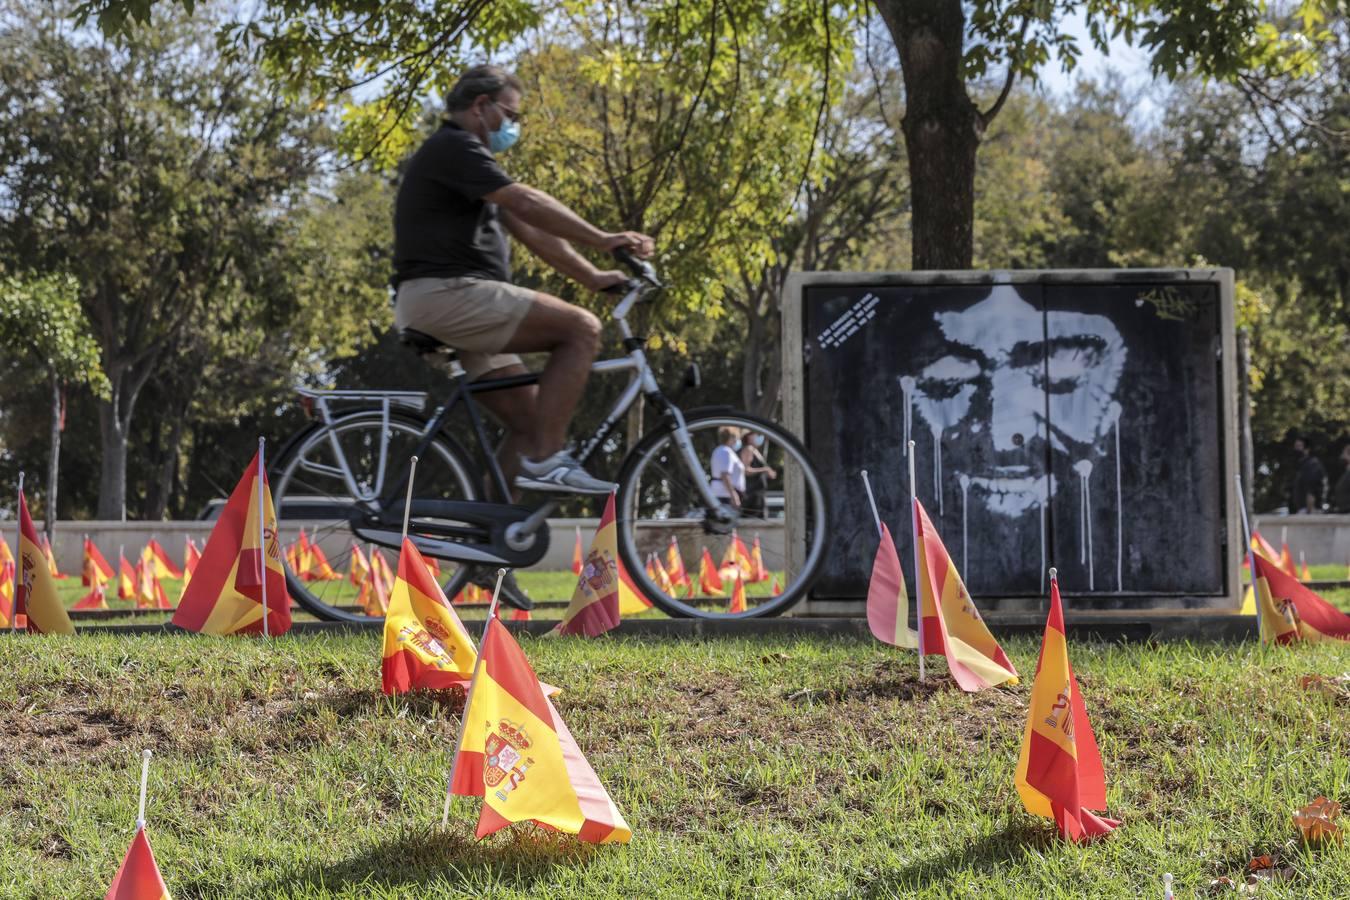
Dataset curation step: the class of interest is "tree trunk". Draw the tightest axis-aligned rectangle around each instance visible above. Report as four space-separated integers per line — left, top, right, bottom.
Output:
97 390 130 521
875 0 980 270
46 372 61 544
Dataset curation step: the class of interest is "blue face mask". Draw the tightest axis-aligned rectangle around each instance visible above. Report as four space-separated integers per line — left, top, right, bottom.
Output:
733 440 743 452
487 103 520 154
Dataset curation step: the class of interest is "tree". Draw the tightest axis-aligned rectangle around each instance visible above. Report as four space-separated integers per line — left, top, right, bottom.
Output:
0 271 107 536
0 2 334 518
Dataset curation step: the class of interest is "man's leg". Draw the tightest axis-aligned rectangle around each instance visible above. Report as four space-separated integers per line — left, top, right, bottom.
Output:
472 365 537 501
497 292 602 459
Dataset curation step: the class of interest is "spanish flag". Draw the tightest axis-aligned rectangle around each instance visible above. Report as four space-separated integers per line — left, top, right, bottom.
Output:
749 535 770 583
105 826 171 899
117 552 136 601
449 616 630 843
0 535 12 569
665 535 690 588
720 531 753 580
39 533 68 579
382 539 477 694
914 500 1017 692
1015 574 1119 843
555 492 622 637
297 530 342 581
84 537 114 587
1251 553 1350 644
1 561 15 627
348 542 371 587
1279 540 1298 579
171 452 290 636
357 547 393 617
646 553 675 595
697 547 724 597
16 491 74 634
135 560 169 610
73 586 109 611
617 558 652 616
727 572 747 613
183 538 201 583
867 522 918 649
143 539 182 580
571 526 584 576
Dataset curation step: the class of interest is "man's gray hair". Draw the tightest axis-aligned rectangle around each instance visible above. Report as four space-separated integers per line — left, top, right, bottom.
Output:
445 65 523 112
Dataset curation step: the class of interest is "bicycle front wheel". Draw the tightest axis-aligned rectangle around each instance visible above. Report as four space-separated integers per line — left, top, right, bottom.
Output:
270 410 479 623
615 408 828 618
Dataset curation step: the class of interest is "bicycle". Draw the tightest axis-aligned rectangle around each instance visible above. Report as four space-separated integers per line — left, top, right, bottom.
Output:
269 251 829 622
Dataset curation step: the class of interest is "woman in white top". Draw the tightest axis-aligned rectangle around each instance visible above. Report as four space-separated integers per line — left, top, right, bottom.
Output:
709 426 747 506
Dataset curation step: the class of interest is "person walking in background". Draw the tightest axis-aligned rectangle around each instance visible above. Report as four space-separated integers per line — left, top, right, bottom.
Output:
710 426 746 508
1289 436 1327 513
1332 444 1350 513
739 431 777 518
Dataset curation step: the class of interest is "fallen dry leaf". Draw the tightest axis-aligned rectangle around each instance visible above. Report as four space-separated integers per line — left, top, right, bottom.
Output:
1293 796 1342 844
1298 674 1350 702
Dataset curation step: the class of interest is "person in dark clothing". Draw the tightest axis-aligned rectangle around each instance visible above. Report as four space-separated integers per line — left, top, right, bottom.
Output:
1332 444 1350 513
393 64 654 496
1289 437 1327 513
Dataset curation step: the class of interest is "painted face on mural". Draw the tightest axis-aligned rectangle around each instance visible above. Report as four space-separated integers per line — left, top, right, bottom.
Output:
908 285 1126 517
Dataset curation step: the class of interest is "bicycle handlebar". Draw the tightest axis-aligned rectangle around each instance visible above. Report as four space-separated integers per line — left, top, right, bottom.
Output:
612 247 662 288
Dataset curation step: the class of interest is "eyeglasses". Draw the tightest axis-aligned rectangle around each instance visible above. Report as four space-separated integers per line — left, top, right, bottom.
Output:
491 98 523 124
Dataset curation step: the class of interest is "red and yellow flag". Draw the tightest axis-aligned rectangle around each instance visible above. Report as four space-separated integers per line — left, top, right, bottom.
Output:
697 547 724 597
172 451 290 636
571 526 584 576
720 531 753 581
508 607 532 622
1300 554 1312 582
38 533 68 579
1 561 15 627
348 542 371 587
84 537 115 587
0 536 12 569
617 558 652 616
646 553 675 595
555 493 622 637
143 539 182 580
1279 541 1298 578
867 522 918 649
117 553 136 601
450 616 630 843
1251 553 1350 644
382 539 477 694
771 576 782 596
665 535 690 588
183 538 201 582
749 536 770 583
135 559 170 610
914 500 1017 692
357 547 394 616
15 492 74 634
1015 575 1119 843
727 572 747 613
73 585 109 610
296 530 342 581
105 826 171 900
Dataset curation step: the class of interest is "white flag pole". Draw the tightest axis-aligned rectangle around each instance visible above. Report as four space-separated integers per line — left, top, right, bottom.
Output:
1236 475 1260 635
401 456 419 543
13 472 24 633
136 749 152 830
442 567 507 827
1299 549 1306 578
908 441 925 682
859 469 883 538
257 438 270 639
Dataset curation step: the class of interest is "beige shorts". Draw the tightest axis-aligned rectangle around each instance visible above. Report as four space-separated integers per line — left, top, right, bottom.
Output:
394 276 535 379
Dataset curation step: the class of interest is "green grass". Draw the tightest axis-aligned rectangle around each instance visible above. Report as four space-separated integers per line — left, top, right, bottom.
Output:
2 629 1348 898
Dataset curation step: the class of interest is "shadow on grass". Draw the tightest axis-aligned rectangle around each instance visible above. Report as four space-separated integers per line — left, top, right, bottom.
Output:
243 823 600 897
296 686 468 720
864 821 1049 893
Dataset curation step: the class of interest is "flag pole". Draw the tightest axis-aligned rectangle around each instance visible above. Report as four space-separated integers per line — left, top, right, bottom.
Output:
136 749 152 829
257 438 269 639
907 441 925 682
401 456 419 543
859 469 882 538
13 472 24 633
1236 475 1261 635
442 566 507 827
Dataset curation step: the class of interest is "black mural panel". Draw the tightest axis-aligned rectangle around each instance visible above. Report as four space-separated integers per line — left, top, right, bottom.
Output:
803 279 1226 601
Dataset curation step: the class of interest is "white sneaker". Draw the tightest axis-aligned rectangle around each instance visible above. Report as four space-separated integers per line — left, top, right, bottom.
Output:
516 451 617 495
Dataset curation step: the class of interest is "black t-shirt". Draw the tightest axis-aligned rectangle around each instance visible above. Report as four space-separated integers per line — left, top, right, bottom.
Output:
393 122 515 285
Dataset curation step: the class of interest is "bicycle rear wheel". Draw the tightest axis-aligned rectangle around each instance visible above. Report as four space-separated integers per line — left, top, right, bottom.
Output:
270 410 479 623
615 408 828 618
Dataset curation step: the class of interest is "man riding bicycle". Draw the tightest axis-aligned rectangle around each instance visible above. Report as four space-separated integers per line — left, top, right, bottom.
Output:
393 64 655 498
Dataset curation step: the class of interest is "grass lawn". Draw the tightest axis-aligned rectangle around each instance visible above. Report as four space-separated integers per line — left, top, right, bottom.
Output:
2 627 1348 898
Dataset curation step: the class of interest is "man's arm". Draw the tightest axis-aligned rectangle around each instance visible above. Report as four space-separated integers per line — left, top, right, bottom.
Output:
487 183 653 256
500 209 624 292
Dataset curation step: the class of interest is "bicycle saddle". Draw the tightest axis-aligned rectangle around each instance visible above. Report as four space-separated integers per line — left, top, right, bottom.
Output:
399 328 464 377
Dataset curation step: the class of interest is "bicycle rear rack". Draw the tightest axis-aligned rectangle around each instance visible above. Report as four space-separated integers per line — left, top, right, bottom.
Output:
295 389 428 505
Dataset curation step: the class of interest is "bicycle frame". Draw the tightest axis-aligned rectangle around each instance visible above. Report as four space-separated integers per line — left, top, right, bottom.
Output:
298 280 725 529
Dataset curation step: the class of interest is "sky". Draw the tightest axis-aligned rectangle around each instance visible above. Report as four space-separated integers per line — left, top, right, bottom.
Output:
1035 9 1167 123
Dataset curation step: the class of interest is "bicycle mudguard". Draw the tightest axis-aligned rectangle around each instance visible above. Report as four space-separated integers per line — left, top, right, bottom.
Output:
352 500 551 569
